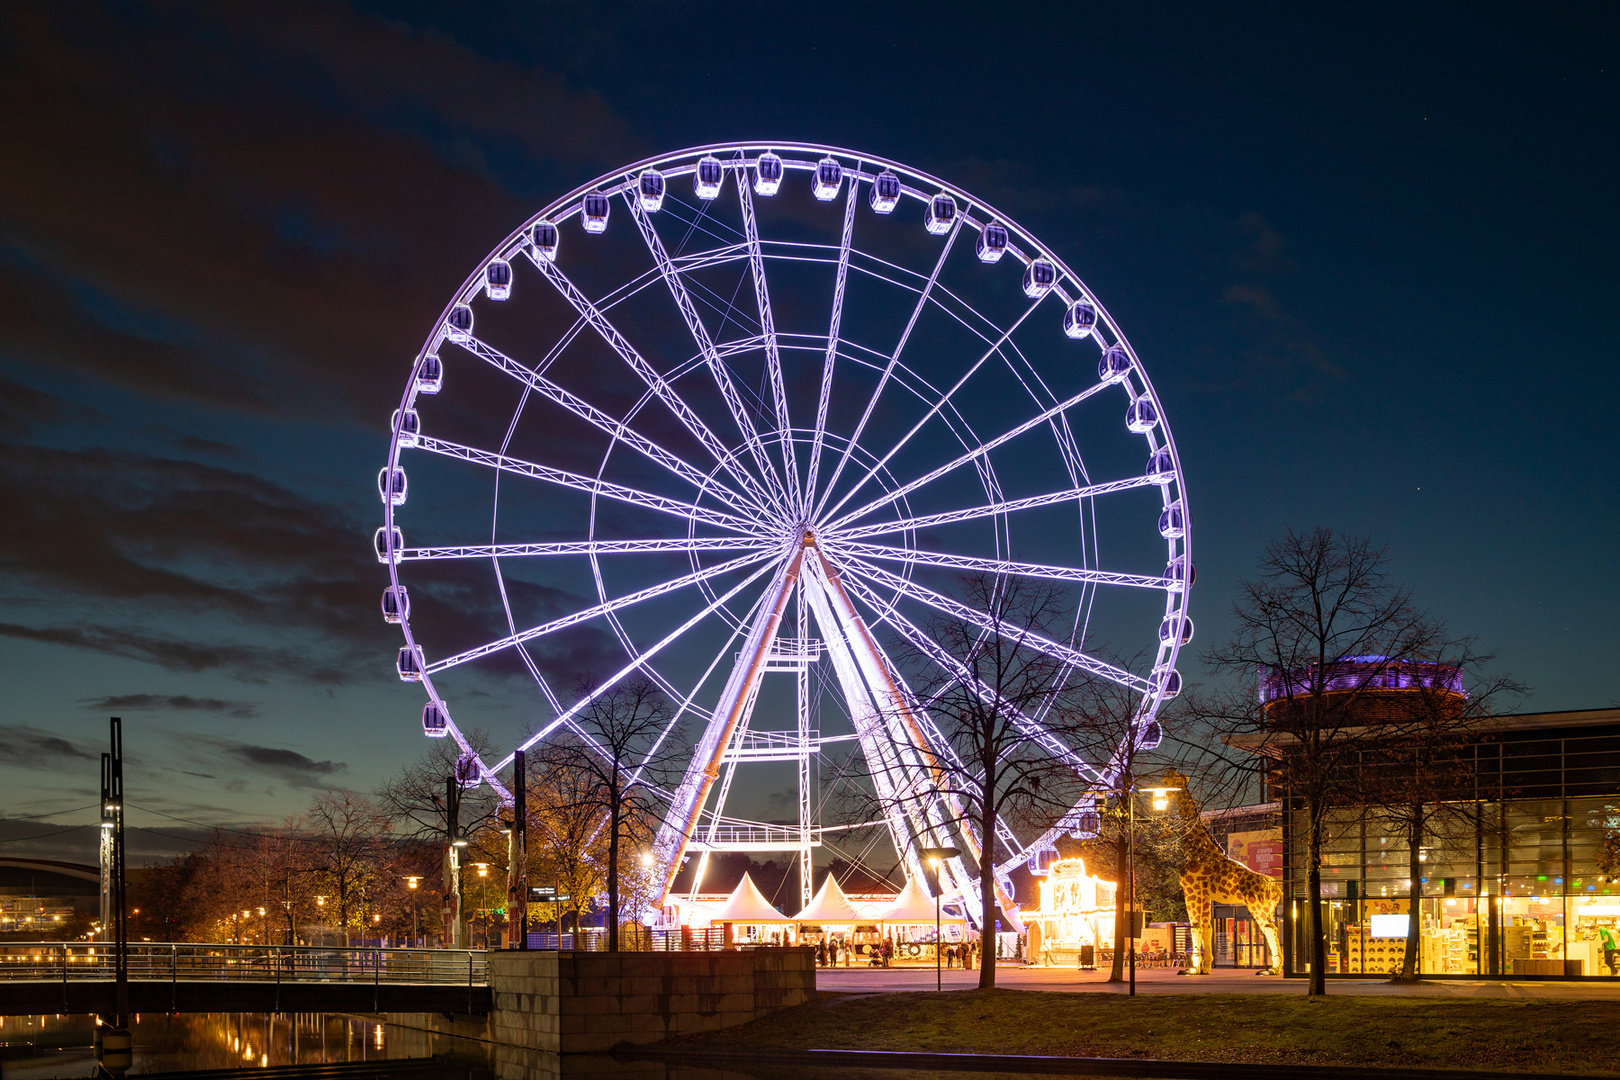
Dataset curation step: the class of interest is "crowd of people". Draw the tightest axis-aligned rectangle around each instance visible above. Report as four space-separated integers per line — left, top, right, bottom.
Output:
813 937 982 968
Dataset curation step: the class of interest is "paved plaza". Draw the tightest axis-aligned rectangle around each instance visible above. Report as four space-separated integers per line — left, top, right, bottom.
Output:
816 961 1620 998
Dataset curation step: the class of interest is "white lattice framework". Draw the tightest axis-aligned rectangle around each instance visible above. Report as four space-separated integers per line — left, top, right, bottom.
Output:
378 143 1192 923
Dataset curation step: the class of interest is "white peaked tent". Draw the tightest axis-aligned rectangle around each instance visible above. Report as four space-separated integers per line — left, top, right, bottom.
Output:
712 873 791 924
879 874 966 927
795 873 863 924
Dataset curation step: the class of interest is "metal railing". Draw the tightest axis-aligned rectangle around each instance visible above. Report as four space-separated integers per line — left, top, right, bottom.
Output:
0 942 487 985
687 822 821 850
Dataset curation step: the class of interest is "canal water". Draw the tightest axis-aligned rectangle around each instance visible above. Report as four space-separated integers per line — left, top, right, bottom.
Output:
0 1012 1042 1079
0 1013 479 1076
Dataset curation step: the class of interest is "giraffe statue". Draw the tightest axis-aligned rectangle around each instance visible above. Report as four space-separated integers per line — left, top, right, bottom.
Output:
1166 783 1283 975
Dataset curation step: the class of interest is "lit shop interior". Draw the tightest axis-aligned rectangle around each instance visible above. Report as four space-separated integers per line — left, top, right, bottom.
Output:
1278 707 1620 978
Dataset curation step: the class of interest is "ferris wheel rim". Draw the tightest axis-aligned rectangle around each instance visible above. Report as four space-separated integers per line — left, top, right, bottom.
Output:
381 140 1193 905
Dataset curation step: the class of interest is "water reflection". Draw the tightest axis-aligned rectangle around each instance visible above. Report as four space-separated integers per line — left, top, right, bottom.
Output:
0 1012 471 1077
0 1014 1029 1079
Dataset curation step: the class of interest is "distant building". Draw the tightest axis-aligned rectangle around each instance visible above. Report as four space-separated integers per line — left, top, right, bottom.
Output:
0 859 99 933
1234 660 1620 980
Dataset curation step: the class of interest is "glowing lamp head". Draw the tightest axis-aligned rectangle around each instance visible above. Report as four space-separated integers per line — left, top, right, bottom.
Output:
640 852 652 868
1142 785 1181 812
406 877 420 890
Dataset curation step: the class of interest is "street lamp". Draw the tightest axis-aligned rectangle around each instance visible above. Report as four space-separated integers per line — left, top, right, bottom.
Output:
918 846 960 992
406 877 421 946
474 863 490 948
1128 785 1180 997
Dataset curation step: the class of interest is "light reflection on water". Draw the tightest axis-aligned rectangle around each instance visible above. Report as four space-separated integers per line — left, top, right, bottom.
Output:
0 1014 1036 1079
0 1012 473 1077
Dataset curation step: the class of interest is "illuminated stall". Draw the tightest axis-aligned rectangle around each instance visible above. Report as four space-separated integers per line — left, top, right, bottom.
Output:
877 876 968 962
710 873 794 947
1023 858 1117 966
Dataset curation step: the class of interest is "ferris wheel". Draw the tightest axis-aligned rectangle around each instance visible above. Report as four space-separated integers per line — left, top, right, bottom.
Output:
377 142 1192 924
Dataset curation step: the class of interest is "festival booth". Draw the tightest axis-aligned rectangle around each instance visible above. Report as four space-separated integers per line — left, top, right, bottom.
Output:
660 894 721 930
710 873 795 947
1023 857 1117 967
794 873 872 958
878 875 969 963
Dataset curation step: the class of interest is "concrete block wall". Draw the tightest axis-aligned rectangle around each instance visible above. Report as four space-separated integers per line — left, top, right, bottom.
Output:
488 948 814 1054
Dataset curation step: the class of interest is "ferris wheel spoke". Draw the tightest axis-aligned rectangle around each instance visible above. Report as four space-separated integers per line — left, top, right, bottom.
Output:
820 296 1047 524
490 551 784 774
827 476 1162 541
836 554 1154 695
457 335 768 515
804 176 859 511
826 375 1118 531
400 537 775 561
413 435 757 535
840 572 1107 785
616 584 775 800
425 546 782 676
624 194 794 511
816 218 963 520
736 175 799 504
826 541 1179 592
524 249 784 517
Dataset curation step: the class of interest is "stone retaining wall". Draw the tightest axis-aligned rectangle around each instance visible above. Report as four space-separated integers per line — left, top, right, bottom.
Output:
487 948 815 1053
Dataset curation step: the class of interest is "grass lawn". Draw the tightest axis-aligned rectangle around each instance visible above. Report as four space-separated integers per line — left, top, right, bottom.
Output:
671 989 1620 1074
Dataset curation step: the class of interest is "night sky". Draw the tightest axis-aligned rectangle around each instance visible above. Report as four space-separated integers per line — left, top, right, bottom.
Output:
1 3 1615 861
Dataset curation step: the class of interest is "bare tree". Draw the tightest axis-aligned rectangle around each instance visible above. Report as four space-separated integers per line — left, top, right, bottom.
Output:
1061 662 1187 981
378 728 501 841
378 729 500 948
1201 526 1442 995
547 679 680 951
1352 652 1524 980
877 573 1088 990
525 744 606 939
306 791 395 945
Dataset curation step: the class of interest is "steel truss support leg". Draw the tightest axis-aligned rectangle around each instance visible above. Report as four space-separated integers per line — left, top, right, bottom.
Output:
654 538 809 900
801 546 1020 928
797 579 814 912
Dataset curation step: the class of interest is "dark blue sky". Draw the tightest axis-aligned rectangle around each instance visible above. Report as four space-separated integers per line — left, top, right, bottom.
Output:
0 2 1614 853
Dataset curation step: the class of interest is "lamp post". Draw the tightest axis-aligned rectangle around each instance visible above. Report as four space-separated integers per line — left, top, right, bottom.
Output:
406 877 421 946
1128 785 1180 997
918 846 960 992
639 853 653 951
474 863 490 948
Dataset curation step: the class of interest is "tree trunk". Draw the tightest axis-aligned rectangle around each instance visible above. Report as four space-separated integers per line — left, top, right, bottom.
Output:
1400 807 1423 980
607 811 621 952
980 804 997 989
1306 797 1327 995
1109 829 1128 982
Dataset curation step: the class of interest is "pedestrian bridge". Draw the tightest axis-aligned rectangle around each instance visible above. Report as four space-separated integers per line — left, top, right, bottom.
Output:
0 942 490 1016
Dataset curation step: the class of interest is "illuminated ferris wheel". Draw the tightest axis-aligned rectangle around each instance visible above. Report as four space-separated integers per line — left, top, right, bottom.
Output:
376 143 1192 922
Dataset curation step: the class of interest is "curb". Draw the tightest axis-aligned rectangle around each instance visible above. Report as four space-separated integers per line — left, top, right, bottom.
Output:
612 1044 1597 1080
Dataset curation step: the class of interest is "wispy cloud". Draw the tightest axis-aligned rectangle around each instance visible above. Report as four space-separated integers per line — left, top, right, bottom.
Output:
82 694 258 718
226 744 346 778
0 724 94 764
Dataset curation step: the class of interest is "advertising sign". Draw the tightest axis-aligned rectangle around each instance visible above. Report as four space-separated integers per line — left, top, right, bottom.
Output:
1228 829 1284 879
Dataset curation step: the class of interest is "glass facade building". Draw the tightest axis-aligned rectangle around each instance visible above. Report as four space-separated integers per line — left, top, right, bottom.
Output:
1276 708 1620 978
